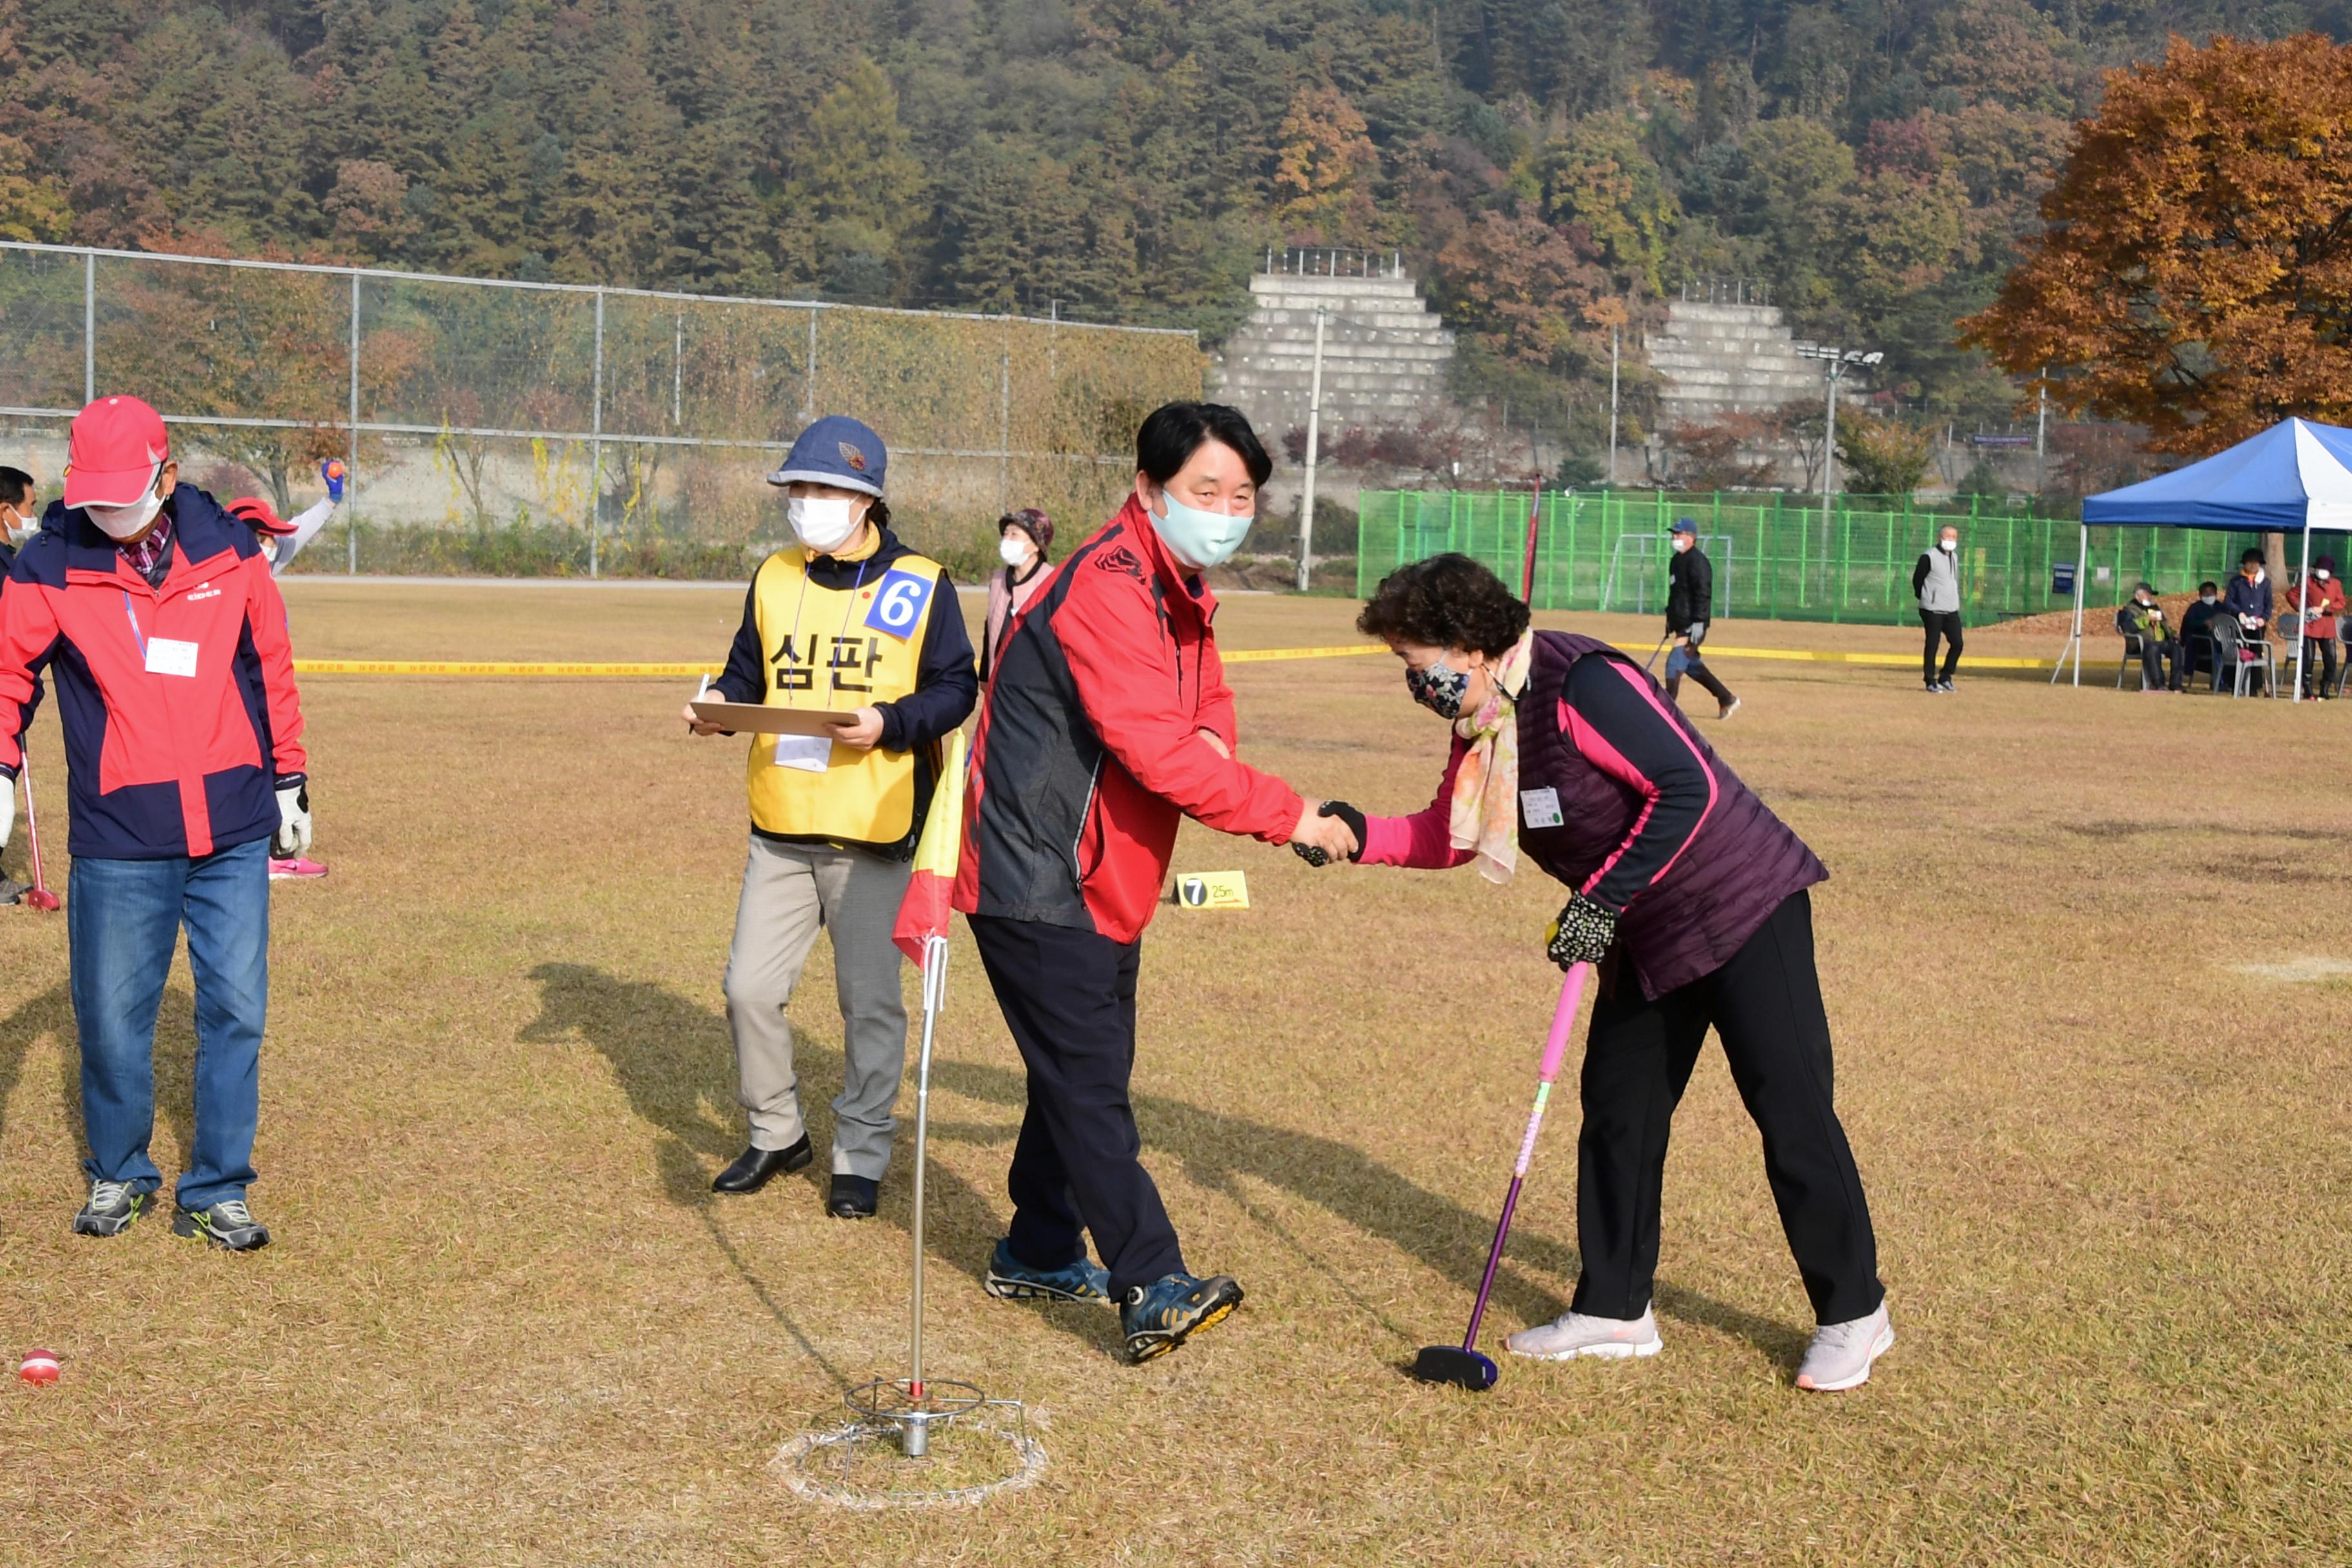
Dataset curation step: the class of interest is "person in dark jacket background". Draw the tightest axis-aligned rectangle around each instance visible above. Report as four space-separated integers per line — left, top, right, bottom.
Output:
0 466 36 903
682 415 977 1220
1320 553 1892 1391
1662 516 1739 719
953 401 1356 1364
2179 581 2224 691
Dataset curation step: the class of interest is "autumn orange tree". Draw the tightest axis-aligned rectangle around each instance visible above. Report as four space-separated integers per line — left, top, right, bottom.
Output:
1962 33 2352 457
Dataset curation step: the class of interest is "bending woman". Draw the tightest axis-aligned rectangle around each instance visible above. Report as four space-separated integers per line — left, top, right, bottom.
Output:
1326 553 1892 1391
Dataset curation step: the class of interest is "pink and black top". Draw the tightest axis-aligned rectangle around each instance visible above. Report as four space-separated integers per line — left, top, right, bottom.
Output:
1358 631 1825 999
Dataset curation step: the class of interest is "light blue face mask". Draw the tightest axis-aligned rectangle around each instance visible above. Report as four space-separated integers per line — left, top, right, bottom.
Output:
1148 487 1253 571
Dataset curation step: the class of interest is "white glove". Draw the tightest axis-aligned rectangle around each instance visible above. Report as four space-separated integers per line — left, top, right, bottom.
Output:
0 774 13 855
273 782 312 858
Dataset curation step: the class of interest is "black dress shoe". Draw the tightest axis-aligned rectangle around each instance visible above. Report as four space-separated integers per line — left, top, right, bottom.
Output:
828 1174 879 1219
712 1136 812 1194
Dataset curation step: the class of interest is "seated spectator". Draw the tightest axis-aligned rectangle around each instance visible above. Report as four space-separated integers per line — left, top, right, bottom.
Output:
2121 582 2182 692
2179 580 2224 687
2222 549 2274 692
2291 554 2344 698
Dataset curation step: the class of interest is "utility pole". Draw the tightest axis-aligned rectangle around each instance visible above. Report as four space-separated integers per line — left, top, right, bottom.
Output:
1795 344 1885 605
1607 327 1620 486
2035 371 2048 495
1296 306 1328 594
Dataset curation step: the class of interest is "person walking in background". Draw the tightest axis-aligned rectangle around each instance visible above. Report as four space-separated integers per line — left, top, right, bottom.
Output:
954 401 1357 1364
1914 524 1964 693
2289 554 2342 698
0 466 41 905
1663 517 1739 720
2122 582 2183 692
981 506 1054 681
2180 580 2225 691
683 416 977 1220
226 458 348 881
0 397 315 1251
228 458 346 577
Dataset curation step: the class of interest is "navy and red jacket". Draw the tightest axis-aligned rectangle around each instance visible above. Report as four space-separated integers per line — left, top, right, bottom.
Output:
1360 631 1823 999
0 486 308 860
954 497 1303 944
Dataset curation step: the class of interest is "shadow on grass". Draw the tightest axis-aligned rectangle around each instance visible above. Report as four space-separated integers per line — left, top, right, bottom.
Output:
520 963 1122 1369
521 963 1806 1375
0 981 77 1157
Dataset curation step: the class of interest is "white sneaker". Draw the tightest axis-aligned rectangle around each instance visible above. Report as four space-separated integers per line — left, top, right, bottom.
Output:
1796 1302 1894 1391
1505 1308 1663 1360
1717 696 1742 720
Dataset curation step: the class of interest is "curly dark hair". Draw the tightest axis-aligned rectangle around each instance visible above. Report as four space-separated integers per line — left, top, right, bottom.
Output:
1357 553 1529 656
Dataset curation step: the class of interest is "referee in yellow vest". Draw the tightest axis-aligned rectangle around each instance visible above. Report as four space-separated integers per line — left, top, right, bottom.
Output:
683 416 977 1219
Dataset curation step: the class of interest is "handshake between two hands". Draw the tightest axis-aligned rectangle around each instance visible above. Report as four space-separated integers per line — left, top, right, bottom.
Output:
1288 799 1363 867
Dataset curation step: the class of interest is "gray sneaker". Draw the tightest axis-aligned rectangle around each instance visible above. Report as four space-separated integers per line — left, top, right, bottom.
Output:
1717 696 1742 720
172 1198 271 1251
73 1179 151 1237
1796 1302 1894 1391
1505 1307 1663 1360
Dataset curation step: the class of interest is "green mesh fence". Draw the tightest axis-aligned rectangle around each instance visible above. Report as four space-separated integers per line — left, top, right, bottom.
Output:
1356 491 2344 626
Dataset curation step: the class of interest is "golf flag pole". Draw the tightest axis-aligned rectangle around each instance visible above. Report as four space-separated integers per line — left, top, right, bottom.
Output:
1520 478 1543 602
890 729 968 1451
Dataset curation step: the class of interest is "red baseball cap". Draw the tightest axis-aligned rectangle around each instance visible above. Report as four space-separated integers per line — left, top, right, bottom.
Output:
63 396 170 509
227 497 296 536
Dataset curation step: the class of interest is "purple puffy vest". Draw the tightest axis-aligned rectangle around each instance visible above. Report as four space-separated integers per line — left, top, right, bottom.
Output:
1515 631 1826 999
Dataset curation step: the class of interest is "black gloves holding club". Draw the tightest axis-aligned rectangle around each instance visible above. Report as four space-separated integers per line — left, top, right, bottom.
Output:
1290 799 1366 867
1545 888 1620 968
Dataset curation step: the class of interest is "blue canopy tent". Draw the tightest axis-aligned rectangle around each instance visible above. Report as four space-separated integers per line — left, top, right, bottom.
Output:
2072 418 2352 700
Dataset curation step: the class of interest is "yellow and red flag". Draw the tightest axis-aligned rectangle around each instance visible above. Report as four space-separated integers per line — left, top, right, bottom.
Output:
892 729 968 972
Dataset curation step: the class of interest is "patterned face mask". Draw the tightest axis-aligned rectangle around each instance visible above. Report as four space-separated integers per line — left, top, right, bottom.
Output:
1406 657 1471 719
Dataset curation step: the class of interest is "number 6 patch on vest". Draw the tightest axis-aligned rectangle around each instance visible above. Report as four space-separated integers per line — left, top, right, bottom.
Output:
1520 786 1563 828
863 568 936 640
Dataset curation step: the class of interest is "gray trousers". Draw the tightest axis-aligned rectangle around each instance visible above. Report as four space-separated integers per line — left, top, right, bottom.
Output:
723 836 912 1180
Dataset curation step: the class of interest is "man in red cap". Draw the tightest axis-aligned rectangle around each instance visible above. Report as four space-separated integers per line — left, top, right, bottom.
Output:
0 396 315 1251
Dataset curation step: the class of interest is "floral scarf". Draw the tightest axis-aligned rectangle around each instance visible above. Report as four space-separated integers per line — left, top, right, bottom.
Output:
1448 629 1534 884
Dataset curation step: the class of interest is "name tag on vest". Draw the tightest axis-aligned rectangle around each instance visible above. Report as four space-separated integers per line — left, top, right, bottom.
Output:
1520 786 1563 828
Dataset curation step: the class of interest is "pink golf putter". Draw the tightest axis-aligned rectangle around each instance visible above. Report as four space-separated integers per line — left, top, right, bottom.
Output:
1411 960 1591 1390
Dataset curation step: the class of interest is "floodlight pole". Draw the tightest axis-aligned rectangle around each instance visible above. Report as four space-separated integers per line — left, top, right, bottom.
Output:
348 270 362 576
1296 306 1327 594
2053 520 2087 686
83 251 95 404
589 287 604 580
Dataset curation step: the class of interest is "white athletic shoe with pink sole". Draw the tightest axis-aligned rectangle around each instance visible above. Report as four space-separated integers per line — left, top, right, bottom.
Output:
1505 1308 1663 1360
1796 1302 1894 1391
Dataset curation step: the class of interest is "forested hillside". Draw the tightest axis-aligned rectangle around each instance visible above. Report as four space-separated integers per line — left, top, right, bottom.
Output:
2 0 2346 462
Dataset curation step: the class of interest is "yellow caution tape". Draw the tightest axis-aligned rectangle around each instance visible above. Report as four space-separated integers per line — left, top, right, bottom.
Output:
291 642 2061 676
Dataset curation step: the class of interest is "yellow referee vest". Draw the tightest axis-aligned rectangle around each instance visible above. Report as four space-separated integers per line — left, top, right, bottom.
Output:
744 544 946 848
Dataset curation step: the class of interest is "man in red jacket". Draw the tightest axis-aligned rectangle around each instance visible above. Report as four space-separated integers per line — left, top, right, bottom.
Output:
954 402 1356 1362
0 397 313 1251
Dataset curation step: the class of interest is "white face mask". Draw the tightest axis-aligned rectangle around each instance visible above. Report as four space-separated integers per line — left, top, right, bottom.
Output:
86 488 164 542
2 506 33 545
999 535 1033 568
787 495 863 554
1939 538 1957 553
2200 594 2218 605
2318 569 2333 582
1671 536 1692 553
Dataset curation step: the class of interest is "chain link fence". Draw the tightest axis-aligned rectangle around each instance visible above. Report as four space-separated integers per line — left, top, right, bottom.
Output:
0 242 1202 580
1357 489 2342 626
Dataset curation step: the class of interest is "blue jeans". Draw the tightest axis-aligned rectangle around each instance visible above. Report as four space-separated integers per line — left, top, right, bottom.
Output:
68 837 270 1210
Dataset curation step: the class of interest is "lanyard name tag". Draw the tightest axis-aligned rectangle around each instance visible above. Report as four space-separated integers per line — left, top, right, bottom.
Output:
144 638 199 678
1520 786 1564 828
774 733 832 773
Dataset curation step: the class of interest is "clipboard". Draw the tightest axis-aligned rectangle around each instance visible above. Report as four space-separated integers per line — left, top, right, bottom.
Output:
689 700 856 736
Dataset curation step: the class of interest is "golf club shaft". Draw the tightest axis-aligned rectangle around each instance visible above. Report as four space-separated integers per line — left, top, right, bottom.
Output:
908 934 948 1402
1643 634 1669 675
21 745 47 894
1459 963 1591 1354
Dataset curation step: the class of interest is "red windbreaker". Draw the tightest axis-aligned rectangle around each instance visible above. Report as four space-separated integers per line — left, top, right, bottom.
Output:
954 498 1302 943
0 487 308 859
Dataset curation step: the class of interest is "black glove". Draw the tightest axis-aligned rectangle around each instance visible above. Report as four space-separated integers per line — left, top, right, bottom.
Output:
1545 889 1620 969
1289 799 1366 867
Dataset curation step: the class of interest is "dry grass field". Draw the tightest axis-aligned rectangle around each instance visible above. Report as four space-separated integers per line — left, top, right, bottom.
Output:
0 580 2346 1566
